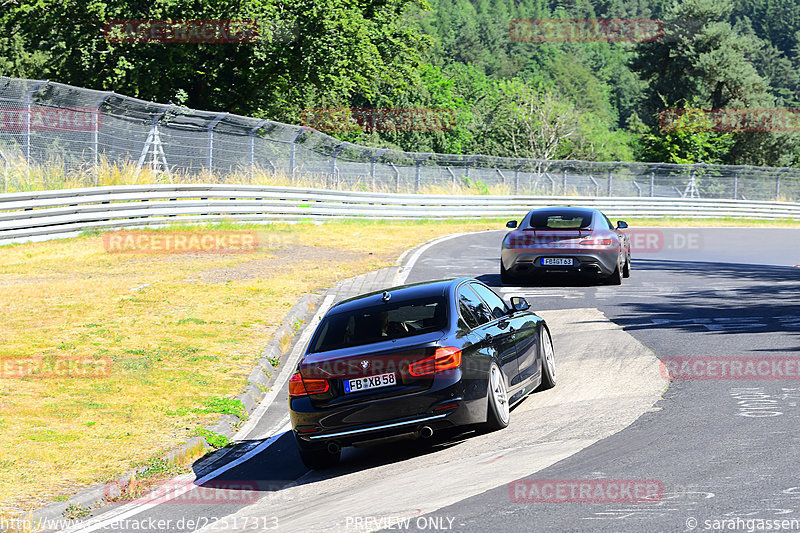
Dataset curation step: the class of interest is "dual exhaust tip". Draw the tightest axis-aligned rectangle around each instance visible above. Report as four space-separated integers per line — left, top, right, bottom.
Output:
326 426 434 454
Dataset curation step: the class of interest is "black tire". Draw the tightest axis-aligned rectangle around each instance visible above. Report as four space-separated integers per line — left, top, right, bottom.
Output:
295 435 340 470
482 362 510 431
535 326 556 391
622 256 631 278
606 264 623 285
500 261 513 285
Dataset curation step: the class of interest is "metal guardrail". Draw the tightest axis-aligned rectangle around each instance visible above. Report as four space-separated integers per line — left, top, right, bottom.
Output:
1 185 799 243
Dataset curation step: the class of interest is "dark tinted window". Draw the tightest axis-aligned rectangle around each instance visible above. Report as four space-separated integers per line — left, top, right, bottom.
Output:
457 285 493 328
309 297 446 353
470 283 508 320
525 209 594 229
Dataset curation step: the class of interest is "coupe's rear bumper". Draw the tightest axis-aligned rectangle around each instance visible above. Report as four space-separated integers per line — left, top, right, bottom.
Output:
501 249 619 277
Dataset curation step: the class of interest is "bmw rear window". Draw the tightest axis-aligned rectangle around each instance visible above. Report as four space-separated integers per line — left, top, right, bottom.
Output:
525 209 594 229
309 297 447 353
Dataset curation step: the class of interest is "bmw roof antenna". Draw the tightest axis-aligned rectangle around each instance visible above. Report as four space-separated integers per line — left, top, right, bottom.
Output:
382 291 391 302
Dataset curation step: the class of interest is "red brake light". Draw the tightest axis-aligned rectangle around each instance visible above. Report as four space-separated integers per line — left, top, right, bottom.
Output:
289 372 329 397
408 347 462 377
580 238 613 246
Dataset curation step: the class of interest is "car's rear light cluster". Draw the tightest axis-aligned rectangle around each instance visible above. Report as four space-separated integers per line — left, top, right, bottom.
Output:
289 372 329 397
579 238 613 247
408 347 462 377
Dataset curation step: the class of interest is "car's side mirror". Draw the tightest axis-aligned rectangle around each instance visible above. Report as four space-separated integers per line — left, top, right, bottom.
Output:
616 220 628 229
510 296 530 312
506 220 518 229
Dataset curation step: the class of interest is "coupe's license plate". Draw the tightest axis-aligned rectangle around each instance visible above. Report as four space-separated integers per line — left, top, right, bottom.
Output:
344 372 396 393
542 257 574 266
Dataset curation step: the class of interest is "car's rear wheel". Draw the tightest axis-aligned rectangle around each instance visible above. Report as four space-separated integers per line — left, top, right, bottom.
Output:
606 264 623 285
622 256 631 278
536 326 556 391
500 262 513 285
482 362 510 431
295 435 340 470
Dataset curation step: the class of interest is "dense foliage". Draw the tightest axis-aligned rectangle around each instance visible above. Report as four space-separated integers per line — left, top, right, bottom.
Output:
2 0 800 165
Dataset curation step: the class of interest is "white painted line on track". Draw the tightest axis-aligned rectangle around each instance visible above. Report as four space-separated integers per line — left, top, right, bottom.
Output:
394 230 496 286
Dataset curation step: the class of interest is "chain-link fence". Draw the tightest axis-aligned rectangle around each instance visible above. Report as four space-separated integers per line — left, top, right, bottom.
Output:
1 75 800 200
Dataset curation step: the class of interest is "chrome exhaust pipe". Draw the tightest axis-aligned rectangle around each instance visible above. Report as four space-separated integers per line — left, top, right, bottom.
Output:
419 426 434 439
327 441 341 454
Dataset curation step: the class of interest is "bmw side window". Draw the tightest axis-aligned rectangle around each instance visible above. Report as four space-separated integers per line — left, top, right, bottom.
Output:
469 283 508 320
459 285 494 325
457 287 491 328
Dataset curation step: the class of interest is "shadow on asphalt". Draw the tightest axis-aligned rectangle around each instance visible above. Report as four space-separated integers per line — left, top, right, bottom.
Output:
476 273 611 288
611 258 800 338
187 427 482 498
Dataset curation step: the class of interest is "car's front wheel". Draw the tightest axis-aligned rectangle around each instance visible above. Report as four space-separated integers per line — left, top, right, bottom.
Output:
500 261 513 285
482 362 510 431
295 435 341 470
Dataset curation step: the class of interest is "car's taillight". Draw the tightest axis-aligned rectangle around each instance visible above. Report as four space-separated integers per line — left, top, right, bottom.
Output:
288 372 329 397
408 347 462 377
580 238 613 246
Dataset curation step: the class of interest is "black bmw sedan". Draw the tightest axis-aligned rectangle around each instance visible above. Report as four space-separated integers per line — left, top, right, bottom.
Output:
288 277 556 469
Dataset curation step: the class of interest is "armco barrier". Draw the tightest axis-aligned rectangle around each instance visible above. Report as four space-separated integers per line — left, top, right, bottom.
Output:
1 184 799 242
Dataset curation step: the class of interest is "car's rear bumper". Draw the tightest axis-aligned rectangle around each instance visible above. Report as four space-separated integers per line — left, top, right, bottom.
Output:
502 249 619 277
290 375 485 447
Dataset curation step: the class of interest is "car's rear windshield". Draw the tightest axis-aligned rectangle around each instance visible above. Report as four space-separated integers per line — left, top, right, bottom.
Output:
525 209 594 229
309 297 447 353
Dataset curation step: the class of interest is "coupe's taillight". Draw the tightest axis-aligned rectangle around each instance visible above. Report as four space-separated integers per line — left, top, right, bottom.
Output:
289 372 329 397
580 238 613 247
408 347 462 377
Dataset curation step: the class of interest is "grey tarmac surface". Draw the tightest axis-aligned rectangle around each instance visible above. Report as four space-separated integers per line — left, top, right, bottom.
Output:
54 226 800 533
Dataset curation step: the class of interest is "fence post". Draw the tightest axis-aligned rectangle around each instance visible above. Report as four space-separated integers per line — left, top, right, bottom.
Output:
330 142 347 188
495 168 507 193
562 169 568 194
415 154 431 192
607 169 613 196
207 113 227 172
514 163 524 195
89 92 112 185
369 148 386 191
0 149 8 193
633 181 642 197
649 171 655 197
733 170 739 199
248 119 268 176
544 173 555 195
589 175 599 197
288 128 305 180
389 162 400 192
776 167 788 200
23 81 46 169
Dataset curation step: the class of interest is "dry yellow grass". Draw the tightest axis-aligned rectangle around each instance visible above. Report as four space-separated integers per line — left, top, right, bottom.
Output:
0 219 495 515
